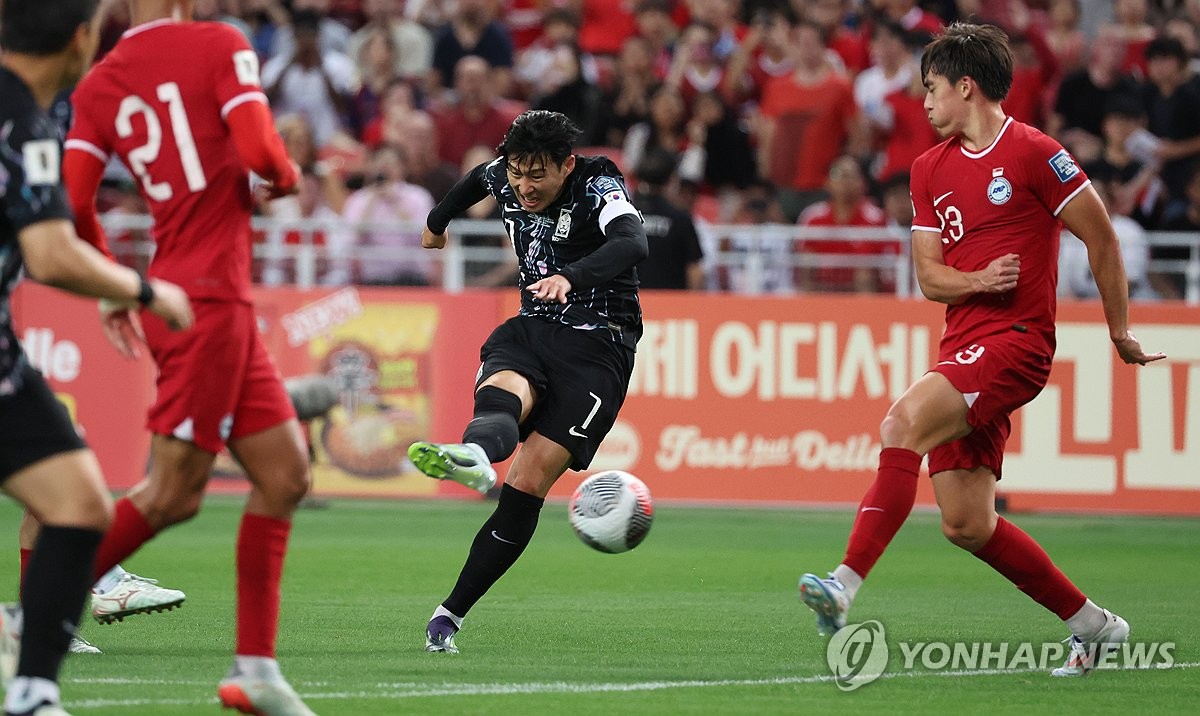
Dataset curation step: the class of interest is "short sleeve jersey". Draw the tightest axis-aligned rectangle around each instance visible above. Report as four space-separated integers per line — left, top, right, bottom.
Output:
0 68 73 396
910 117 1091 350
473 155 643 349
67 20 267 303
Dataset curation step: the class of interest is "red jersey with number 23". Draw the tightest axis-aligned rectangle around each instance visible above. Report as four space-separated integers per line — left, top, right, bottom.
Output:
67 20 266 304
910 117 1091 352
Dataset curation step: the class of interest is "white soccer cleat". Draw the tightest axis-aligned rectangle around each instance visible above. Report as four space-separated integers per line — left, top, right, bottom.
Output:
798 573 851 636
67 636 101 655
0 603 21 688
217 661 317 716
91 573 185 624
1052 610 1130 677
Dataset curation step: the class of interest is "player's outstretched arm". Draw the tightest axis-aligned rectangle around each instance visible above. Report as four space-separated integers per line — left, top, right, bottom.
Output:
423 162 493 250
1059 184 1166 365
19 220 194 331
911 229 1020 305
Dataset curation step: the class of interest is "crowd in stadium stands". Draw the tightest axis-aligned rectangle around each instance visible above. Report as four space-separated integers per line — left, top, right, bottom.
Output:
85 0 1200 297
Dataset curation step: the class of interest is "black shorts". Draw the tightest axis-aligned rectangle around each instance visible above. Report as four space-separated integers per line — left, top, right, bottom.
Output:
478 317 635 471
0 363 87 481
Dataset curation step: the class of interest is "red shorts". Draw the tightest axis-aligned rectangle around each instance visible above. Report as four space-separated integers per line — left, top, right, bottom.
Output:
927 329 1052 480
142 301 294 454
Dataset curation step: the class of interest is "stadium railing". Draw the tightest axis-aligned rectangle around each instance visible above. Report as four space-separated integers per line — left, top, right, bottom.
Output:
96 215 1200 303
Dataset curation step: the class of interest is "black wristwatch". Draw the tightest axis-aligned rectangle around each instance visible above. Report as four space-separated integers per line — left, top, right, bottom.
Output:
137 276 155 307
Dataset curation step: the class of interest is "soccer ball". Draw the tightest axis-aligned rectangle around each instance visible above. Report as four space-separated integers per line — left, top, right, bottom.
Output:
568 470 654 554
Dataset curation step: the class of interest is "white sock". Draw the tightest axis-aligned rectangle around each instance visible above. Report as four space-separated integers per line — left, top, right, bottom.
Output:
93 564 128 594
433 605 463 629
1064 599 1107 639
234 655 282 680
3 677 60 712
832 564 864 602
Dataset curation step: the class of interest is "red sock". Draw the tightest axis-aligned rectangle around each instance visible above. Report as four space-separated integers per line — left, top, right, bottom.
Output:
19 548 32 598
842 447 921 578
236 513 291 657
93 497 157 581
973 517 1087 619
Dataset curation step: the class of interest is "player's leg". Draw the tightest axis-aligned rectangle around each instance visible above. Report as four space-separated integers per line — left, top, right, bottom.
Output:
932 467 1128 676
408 370 536 493
218 415 312 716
800 371 971 635
2 450 111 715
87 435 211 624
21 510 186 631
426 432 570 653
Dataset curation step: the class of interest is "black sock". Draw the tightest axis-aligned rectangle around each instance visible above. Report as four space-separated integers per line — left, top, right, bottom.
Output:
462 386 522 463
19 526 102 680
443 484 544 618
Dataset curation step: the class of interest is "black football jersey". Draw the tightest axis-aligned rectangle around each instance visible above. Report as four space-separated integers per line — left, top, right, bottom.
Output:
0 68 73 396
475 155 643 348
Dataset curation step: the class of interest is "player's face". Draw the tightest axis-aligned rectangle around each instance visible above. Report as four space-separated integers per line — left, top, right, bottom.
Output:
507 154 577 213
922 71 963 138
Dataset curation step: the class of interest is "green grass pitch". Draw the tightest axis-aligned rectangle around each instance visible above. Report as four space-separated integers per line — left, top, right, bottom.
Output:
2 497 1197 714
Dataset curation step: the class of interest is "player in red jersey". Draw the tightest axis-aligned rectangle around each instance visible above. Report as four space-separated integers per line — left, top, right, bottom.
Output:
798 23 1165 678
61 1 314 713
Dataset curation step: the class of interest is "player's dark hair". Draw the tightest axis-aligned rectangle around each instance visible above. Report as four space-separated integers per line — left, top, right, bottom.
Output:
1 0 98 55
496 110 582 168
921 23 1013 102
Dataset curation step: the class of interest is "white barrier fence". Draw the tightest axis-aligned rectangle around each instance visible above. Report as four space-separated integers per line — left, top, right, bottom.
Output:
97 215 1200 303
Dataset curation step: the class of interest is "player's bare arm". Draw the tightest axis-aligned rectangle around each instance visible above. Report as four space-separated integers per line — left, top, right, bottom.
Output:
18 219 193 331
911 229 1019 304
1058 184 1166 365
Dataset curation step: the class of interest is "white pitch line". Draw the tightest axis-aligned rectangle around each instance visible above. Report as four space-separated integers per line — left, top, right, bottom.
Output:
68 662 1200 709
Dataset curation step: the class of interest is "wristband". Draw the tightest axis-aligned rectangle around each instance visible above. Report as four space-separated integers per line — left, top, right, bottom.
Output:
137 276 155 307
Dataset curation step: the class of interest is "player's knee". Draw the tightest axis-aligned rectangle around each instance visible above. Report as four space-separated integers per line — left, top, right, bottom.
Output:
879 411 915 447
941 517 989 551
276 465 312 506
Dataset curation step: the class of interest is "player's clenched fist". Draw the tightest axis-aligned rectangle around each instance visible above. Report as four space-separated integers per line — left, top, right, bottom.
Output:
422 226 448 249
978 253 1020 293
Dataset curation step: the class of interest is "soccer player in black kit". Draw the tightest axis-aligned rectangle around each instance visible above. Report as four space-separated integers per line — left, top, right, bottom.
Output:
0 1 192 712
408 110 648 653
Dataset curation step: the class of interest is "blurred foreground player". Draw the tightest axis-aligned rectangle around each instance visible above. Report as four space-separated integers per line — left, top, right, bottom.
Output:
61 0 315 712
0 1 194 712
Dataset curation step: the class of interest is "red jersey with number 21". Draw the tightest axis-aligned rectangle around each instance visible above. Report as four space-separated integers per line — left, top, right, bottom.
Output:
67 20 266 304
910 117 1090 351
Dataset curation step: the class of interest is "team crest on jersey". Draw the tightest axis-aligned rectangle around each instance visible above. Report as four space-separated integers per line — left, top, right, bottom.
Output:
1048 149 1080 183
553 208 572 241
987 176 1012 205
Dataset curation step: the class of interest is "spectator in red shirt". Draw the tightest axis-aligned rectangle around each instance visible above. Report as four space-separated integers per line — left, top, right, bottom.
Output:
433 55 521 166
756 19 868 220
876 57 941 182
578 0 639 56
666 22 725 107
723 3 796 107
797 156 894 293
805 0 871 75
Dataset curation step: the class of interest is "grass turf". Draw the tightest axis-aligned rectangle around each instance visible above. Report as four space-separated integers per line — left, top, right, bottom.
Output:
1 497 1196 714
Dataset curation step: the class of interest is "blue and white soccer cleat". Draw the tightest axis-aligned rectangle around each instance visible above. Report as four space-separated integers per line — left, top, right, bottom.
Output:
425 615 460 654
407 442 497 494
798 573 851 637
1052 610 1130 677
